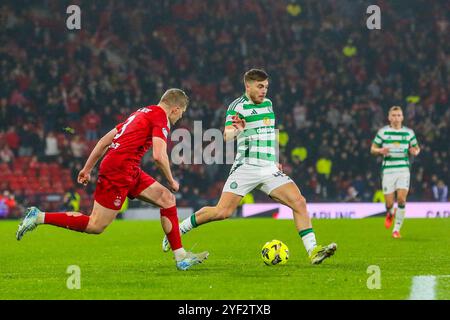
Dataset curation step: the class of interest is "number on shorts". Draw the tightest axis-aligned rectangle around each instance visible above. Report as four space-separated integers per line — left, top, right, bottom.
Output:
273 170 285 178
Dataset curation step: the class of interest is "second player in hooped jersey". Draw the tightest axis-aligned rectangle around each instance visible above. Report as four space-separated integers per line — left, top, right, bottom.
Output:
371 106 420 239
162 69 337 266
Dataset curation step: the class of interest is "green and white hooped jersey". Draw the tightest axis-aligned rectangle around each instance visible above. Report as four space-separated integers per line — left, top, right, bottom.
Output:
373 126 418 174
225 95 277 169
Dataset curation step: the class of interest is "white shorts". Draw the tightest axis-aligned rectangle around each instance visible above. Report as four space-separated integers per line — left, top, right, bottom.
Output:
382 171 410 194
223 163 293 196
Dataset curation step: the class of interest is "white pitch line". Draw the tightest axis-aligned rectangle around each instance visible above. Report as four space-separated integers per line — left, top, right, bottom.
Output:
409 276 437 300
409 275 450 300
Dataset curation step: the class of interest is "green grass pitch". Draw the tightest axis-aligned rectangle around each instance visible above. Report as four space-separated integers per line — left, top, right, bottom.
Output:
1 218 449 300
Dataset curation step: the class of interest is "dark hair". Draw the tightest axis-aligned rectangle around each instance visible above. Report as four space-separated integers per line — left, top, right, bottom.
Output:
244 69 269 83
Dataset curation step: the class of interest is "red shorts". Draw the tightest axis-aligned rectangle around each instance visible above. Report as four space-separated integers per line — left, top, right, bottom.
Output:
94 167 156 210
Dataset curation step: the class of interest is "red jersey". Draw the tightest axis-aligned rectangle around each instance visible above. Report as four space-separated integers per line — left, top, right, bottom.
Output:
99 105 170 174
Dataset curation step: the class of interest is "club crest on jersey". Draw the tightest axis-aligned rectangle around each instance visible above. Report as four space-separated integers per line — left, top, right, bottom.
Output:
114 196 122 207
162 128 168 138
263 117 271 126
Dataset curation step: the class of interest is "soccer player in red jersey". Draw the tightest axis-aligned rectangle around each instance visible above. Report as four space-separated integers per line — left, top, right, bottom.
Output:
16 89 208 271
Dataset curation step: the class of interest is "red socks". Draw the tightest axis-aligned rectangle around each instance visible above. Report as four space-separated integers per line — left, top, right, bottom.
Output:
43 208 181 242
160 206 182 250
44 212 90 232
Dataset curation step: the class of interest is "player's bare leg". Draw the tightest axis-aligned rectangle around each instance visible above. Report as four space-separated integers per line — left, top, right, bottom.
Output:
392 189 408 238
16 201 118 240
269 182 337 265
137 181 179 232
194 192 243 224
269 182 311 231
85 202 119 234
384 192 396 229
139 182 208 270
162 192 242 252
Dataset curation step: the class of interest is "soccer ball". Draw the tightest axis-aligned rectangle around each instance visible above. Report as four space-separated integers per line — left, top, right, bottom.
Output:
261 240 289 265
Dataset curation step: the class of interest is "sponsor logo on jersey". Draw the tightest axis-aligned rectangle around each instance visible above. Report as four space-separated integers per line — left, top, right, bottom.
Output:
256 127 275 134
251 109 258 115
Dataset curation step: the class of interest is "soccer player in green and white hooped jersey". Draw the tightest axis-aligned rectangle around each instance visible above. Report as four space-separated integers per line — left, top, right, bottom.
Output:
371 106 420 238
162 69 337 264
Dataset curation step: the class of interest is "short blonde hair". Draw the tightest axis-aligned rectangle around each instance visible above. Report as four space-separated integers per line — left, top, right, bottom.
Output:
160 88 189 109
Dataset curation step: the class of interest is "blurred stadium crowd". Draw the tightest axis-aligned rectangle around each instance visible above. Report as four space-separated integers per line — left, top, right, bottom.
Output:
0 0 449 217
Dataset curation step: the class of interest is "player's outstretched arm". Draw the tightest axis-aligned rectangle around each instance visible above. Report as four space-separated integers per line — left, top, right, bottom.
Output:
153 137 178 192
78 128 117 185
